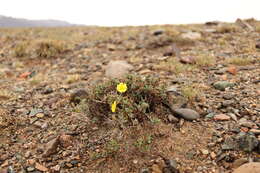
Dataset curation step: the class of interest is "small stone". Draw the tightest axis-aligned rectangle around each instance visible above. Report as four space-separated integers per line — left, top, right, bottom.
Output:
27 167 35 172
181 32 201 40
105 60 133 78
35 162 48 172
153 30 164 36
167 114 179 123
227 66 237 75
256 42 260 49
29 108 44 117
171 108 200 121
36 113 44 118
42 137 59 157
52 165 60 171
214 114 230 121
228 113 238 122
28 159 36 165
65 163 73 168
201 149 209 155
249 129 260 135
210 152 216 159
236 133 259 152
59 134 73 148
140 168 150 173
232 158 248 168
233 162 260 173
239 120 255 128
179 56 196 64
133 160 138 164
151 164 162 173
213 81 234 91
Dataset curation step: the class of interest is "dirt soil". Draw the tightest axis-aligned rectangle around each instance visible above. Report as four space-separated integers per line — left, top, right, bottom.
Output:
0 19 260 173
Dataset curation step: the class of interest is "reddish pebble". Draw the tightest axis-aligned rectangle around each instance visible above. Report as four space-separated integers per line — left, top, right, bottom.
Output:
214 114 230 121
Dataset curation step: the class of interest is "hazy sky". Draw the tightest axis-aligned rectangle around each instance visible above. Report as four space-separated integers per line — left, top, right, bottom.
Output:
1 0 260 26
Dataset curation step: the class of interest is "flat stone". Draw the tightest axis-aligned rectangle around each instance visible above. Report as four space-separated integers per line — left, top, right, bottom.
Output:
214 114 230 121
181 32 201 40
233 162 260 173
171 108 200 121
105 60 133 78
42 137 60 157
213 81 234 91
232 158 248 168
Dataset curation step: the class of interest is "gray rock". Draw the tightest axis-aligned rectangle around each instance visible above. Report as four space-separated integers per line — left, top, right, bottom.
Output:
236 133 259 152
29 108 44 117
105 60 133 78
213 81 234 91
222 137 237 150
171 108 200 121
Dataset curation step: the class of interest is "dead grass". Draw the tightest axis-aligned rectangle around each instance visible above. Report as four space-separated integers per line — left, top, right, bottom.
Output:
216 24 239 33
225 57 255 66
181 85 201 102
195 54 216 67
154 58 196 74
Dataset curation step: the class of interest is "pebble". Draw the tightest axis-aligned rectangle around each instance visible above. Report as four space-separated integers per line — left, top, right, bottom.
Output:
213 81 234 91
171 108 200 121
214 114 230 121
105 60 133 78
27 167 35 172
201 149 209 155
29 108 44 117
167 114 179 123
35 162 48 172
249 129 260 135
233 162 260 173
59 134 73 148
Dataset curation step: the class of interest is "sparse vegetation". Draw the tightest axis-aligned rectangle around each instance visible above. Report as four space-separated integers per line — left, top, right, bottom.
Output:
77 75 169 126
195 54 216 67
225 57 255 66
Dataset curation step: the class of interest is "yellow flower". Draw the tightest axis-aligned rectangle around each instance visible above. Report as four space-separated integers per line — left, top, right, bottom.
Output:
117 83 127 93
111 101 117 113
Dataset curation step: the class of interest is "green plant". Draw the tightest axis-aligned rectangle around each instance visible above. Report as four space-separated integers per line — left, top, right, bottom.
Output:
134 134 153 151
82 75 169 126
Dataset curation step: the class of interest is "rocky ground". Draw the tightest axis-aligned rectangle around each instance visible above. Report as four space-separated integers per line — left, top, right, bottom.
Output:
0 18 260 173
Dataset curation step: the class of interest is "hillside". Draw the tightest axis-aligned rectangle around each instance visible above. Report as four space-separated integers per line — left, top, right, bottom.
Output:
0 15 73 27
0 18 260 173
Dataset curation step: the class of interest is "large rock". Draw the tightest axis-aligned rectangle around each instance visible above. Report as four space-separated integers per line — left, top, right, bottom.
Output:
105 60 133 78
233 162 260 173
213 81 234 91
171 108 200 121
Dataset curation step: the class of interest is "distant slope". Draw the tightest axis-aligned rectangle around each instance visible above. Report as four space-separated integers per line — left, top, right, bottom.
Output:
0 15 74 27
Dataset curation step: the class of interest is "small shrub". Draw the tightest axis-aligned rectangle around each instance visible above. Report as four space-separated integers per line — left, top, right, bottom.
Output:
82 75 169 126
14 41 29 57
34 40 66 58
225 57 254 66
196 54 216 67
181 85 201 101
216 24 239 33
